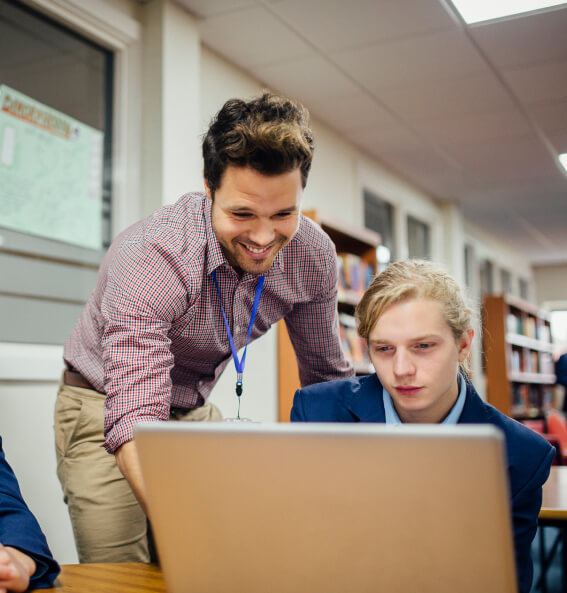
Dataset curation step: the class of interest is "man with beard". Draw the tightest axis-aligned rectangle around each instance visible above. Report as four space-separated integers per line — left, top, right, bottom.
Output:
55 92 353 563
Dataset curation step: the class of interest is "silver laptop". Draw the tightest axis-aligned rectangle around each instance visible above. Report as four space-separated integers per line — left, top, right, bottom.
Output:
135 422 517 593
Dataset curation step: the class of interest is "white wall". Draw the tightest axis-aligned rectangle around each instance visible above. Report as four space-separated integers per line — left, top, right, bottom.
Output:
464 220 534 297
140 0 202 212
0 380 76 562
534 264 567 305
199 47 262 135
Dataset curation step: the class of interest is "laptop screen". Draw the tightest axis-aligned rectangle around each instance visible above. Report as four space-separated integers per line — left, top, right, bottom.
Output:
135 422 517 593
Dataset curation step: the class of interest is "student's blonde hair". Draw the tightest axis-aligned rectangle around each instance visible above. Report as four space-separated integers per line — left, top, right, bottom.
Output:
355 259 475 374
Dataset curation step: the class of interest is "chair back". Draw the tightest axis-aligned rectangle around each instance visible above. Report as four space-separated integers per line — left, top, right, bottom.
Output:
521 418 563 465
546 411 567 458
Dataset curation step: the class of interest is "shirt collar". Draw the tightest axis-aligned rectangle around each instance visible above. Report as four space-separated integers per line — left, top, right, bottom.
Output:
384 373 467 425
204 197 227 275
204 195 285 277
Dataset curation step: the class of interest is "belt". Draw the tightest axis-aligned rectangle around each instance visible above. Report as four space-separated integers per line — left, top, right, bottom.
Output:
63 370 103 393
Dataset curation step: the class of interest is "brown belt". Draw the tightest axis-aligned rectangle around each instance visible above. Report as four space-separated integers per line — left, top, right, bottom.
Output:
63 370 103 393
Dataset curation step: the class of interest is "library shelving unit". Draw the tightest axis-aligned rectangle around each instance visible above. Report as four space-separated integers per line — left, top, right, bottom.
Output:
483 294 556 420
277 209 380 421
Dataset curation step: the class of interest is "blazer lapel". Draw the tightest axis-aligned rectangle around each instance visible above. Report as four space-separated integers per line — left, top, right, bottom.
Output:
345 374 386 422
457 381 491 424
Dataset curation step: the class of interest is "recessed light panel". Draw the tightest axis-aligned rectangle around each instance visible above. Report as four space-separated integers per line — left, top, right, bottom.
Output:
449 0 567 23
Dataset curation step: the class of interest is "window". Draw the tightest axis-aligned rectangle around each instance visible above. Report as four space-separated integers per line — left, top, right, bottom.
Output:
519 278 530 301
479 259 494 296
464 244 474 289
500 268 512 294
551 310 567 346
407 215 431 260
364 189 395 271
0 0 114 344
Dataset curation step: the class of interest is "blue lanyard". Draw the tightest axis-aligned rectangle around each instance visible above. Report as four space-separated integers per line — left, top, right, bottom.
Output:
211 270 265 399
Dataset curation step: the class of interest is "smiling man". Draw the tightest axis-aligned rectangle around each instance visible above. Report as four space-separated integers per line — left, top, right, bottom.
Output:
55 92 354 563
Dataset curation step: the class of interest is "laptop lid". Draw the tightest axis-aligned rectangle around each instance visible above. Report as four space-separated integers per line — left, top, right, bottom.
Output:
135 422 517 593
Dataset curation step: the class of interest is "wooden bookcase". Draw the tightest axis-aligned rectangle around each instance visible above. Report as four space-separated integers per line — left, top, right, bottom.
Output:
277 210 381 421
483 294 556 419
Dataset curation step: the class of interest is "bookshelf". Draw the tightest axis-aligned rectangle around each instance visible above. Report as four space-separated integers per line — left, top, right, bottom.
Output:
277 210 380 421
483 294 556 419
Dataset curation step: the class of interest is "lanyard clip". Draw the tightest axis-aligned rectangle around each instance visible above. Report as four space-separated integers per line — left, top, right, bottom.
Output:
236 373 243 397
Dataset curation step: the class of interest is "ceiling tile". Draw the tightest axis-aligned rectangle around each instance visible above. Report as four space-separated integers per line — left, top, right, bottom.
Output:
197 5 313 68
307 92 401 134
175 0 255 18
349 121 424 155
250 55 360 105
447 134 560 185
331 29 488 90
502 60 567 105
383 153 469 199
172 0 567 264
528 98 567 136
470 5 567 68
269 0 455 52
376 73 515 122
548 130 567 154
513 199 567 248
412 109 533 147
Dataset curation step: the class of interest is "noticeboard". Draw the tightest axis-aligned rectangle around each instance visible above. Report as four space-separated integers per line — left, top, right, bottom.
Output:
0 85 104 250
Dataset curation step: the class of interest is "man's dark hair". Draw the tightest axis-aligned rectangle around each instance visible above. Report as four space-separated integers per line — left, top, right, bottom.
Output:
203 92 314 196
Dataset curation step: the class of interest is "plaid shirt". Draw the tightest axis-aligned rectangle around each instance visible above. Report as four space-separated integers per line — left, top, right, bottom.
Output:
64 193 353 452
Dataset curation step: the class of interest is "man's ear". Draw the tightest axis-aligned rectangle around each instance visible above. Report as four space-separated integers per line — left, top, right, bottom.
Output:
204 178 212 200
457 328 474 363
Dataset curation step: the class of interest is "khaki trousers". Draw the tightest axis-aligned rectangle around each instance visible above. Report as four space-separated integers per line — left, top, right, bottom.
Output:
54 376 222 563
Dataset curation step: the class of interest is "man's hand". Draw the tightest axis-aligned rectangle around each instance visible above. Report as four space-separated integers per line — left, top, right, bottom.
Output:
114 439 148 515
0 543 36 593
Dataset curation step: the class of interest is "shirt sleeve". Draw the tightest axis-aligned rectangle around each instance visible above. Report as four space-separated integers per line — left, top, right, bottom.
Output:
0 438 60 589
100 226 193 453
284 243 354 387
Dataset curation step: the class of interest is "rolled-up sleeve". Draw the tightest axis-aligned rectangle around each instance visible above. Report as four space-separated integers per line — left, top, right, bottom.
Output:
101 229 190 453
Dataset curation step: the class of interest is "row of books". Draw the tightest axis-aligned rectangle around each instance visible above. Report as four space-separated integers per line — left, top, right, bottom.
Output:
509 348 554 374
510 383 555 417
506 312 551 342
337 253 375 295
339 313 369 365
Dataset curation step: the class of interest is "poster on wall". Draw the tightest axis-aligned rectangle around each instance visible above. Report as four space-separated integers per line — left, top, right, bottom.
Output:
0 84 104 250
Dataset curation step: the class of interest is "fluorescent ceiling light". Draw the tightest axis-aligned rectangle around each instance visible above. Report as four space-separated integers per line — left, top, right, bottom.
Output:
559 153 567 173
450 0 567 23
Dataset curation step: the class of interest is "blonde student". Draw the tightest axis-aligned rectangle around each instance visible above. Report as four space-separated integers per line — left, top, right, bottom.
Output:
291 259 554 593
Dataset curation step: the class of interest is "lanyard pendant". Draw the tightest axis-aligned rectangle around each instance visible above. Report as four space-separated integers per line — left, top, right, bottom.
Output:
236 373 243 397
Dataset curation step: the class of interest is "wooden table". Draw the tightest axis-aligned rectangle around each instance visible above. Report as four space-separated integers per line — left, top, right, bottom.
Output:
541 465 567 520
539 466 567 593
33 563 165 592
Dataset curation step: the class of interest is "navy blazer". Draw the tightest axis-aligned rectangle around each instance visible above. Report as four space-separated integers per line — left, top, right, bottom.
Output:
291 374 555 593
0 436 60 589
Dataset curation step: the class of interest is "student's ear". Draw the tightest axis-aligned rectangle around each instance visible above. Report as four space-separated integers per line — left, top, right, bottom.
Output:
457 328 474 362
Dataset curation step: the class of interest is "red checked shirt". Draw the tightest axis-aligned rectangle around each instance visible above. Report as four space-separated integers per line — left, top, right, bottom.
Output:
64 193 353 452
